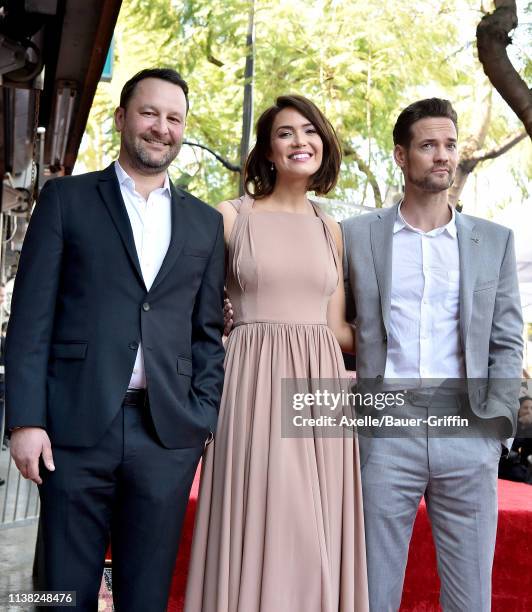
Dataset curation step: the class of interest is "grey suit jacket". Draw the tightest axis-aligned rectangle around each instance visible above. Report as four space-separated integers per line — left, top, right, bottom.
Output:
341 203 524 433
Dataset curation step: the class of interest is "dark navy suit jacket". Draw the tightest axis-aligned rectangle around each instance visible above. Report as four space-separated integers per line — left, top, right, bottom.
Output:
5 164 225 448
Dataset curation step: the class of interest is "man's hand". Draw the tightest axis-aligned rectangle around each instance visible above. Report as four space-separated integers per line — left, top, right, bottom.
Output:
10 427 55 485
223 297 234 336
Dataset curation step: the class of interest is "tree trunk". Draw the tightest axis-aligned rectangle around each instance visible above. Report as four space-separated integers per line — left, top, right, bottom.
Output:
449 86 492 207
448 82 527 208
344 147 383 208
449 129 527 207
477 0 532 138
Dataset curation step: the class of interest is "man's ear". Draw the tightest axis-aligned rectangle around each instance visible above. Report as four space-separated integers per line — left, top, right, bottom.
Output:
393 144 407 168
114 107 125 132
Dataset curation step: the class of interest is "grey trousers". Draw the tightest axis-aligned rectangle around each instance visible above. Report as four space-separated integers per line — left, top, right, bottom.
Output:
359 393 501 612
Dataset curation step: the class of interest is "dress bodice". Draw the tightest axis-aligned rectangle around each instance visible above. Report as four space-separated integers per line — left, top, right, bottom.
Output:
226 195 339 326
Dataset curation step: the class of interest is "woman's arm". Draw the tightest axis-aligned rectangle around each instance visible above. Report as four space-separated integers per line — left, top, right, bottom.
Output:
325 216 356 354
217 201 238 339
217 200 238 246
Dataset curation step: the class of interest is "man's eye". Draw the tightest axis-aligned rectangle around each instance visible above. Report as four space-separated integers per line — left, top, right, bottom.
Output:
447 143 457 150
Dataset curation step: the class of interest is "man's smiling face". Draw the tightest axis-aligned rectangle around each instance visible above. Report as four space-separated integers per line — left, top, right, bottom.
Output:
114 77 187 175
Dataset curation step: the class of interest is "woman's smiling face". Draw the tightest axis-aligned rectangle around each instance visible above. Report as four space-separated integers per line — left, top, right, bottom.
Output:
268 107 323 183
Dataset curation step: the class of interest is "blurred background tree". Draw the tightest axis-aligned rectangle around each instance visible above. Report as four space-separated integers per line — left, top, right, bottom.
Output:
77 0 531 214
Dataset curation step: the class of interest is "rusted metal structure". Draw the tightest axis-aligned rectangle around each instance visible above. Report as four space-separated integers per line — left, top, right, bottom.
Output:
1 0 122 202
0 0 122 527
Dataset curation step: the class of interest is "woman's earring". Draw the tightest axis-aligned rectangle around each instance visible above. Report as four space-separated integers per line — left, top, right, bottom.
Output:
271 163 274 171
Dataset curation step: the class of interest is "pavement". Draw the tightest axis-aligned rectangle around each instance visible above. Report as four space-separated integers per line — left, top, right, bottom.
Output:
0 441 40 612
0 521 38 612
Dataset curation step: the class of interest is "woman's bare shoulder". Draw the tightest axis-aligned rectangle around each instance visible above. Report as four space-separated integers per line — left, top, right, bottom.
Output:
217 199 241 215
217 199 240 243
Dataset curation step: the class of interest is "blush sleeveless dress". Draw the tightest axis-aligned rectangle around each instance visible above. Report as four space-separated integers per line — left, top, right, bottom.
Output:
184 195 368 612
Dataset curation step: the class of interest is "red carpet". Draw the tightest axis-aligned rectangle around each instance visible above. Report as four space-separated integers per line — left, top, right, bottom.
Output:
167 475 532 611
400 478 532 611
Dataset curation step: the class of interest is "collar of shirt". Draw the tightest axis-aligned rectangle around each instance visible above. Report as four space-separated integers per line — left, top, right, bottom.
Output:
114 160 171 198
394 200 457 238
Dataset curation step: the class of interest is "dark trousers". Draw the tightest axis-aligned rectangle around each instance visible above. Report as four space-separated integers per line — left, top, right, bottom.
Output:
38 399 203 612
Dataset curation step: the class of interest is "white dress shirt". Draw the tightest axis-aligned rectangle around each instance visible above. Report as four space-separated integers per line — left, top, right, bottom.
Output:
114 161 172 389
384 203 465 382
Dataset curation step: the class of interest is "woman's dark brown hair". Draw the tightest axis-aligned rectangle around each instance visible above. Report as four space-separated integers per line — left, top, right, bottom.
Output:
244 94 342 198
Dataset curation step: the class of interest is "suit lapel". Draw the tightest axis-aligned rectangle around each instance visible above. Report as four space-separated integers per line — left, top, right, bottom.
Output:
370 204 397 333
149 182 187 293
456 212 479 347
97 164 145 287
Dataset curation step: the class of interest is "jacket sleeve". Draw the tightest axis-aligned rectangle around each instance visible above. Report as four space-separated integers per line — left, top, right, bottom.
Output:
486 228 524 434
5 179 64 430
189 214 225 434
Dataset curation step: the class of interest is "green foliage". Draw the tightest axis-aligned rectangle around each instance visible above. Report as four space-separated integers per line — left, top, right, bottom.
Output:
78 0 529 208
518 2 532 82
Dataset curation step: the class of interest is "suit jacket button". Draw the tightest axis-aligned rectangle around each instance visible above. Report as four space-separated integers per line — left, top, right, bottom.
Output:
383 334 388 342
376 374 383 383
142 302 151 312
129 342 139 350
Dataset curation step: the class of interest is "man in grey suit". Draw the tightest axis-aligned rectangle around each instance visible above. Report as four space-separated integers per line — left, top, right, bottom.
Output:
342 98 523 611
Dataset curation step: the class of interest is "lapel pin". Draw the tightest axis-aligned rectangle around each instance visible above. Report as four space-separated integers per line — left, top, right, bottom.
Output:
471 237 479 243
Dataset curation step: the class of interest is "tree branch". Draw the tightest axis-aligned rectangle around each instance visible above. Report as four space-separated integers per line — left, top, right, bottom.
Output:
448 128 526 206
448 85 492 207
183 140 241 173
470 129 528 163
476 0 532 138
343 146 383 208
207 54 224 67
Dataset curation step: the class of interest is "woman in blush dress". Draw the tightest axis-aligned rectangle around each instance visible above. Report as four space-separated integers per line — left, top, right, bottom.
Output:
184 95 368 612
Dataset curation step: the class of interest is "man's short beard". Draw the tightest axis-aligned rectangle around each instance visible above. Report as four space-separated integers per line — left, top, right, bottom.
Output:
123 134 181 175
408 171 455 193
133 142 180 173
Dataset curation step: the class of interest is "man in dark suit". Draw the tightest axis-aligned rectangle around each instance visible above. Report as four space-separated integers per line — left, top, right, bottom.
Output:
5 68 225 611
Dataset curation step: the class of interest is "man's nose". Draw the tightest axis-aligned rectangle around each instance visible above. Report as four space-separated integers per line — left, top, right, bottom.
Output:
151 116 169 136
434 144 449 161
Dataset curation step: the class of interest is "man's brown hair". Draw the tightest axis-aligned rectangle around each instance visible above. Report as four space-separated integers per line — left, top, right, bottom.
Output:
393 98 458 147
